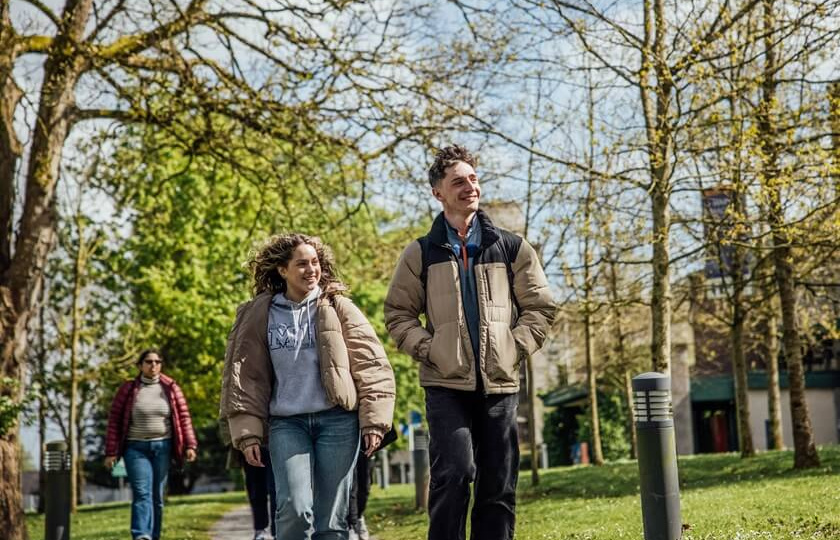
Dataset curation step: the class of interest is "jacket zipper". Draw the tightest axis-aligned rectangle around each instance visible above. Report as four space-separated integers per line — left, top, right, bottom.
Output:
483 265 493 303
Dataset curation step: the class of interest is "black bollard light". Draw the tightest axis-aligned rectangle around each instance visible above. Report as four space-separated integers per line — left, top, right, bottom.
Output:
44 440 71 540
632 372 682 540
412 428 430 511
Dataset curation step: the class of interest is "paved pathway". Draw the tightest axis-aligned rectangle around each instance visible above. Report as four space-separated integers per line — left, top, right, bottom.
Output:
210 505 256 540
210 505 379 540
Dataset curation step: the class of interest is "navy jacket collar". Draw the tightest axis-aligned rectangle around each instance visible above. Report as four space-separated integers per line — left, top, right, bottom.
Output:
428 209 500 249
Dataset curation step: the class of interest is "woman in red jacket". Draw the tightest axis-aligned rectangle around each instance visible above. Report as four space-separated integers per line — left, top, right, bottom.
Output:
104 349 198 540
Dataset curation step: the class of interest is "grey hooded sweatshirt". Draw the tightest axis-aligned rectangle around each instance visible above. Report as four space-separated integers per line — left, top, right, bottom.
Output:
267 286 333 417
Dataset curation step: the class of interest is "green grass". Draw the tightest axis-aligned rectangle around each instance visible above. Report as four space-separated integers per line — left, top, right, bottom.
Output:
365 445 840 540
25 491 245 540
23 447 840 539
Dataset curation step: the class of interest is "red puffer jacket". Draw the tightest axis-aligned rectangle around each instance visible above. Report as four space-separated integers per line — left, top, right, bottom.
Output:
105 373 198 465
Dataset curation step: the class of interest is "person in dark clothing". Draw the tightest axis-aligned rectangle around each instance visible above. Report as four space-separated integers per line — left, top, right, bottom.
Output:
347 451 371 540
241 446 277 540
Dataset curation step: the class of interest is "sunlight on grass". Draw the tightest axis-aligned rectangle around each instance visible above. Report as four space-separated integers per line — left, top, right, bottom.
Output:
366 446 840 540
23 447 840 540
25 491 246 540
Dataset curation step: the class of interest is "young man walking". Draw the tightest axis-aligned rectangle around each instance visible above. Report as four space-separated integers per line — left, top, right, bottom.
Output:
384 145 555 540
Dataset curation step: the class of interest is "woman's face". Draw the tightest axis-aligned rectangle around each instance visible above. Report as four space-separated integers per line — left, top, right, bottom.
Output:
139 353 163 378
279 243 321 302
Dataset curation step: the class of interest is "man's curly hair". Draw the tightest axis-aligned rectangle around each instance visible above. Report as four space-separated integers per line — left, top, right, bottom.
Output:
428 145 477 187
248 233 344 297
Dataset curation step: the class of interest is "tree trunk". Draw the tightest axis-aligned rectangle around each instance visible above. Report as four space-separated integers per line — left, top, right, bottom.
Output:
524 100 541 485
584 309 604 465
764 296 784 450
582 68 603 466
69 217 85 512
608 257 637 459
722 70 754 459
76 414 86 508
624 370 637 459
0 3 23 273
0 296 30 540
731 295 755 457
0 3 26 533
830 82 839 193
649 186 672 375
772 238 818 467
758 0 819 469
759 243 784 450
0 0 91 532
37 284 48 513
642 0 674 375
0 435 22 537
526 355 540 484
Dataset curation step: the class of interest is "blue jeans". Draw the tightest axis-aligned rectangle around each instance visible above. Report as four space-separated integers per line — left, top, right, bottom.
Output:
125 439 171 540
269 407 359 540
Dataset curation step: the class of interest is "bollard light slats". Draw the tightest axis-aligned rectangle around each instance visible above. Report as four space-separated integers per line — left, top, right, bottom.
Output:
633 390 673 423
44 450 71 472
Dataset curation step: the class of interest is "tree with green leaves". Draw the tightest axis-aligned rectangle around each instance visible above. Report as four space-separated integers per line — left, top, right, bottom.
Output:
83 118 427 491
1 0 498 533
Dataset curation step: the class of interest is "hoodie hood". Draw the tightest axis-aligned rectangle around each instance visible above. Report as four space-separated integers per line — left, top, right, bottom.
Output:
272 285 322 308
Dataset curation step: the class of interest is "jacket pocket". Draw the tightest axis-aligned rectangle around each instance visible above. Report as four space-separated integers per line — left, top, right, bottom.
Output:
427 322 471 378
482 263 512 308
485 322 520 384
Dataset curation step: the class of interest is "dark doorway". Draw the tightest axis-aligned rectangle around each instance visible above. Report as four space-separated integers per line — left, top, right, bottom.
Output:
692 400 738 453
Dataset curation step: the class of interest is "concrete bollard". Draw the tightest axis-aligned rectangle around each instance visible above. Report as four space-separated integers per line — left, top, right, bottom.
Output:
633 372 682 540
379 447 390 489
44 440 71 540
412 429 430 511
400 462 408 484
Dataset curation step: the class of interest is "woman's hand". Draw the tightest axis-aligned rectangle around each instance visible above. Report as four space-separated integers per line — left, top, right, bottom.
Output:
185 448 197 462
243 444 264 467
104 456 117 469
363 432 383 458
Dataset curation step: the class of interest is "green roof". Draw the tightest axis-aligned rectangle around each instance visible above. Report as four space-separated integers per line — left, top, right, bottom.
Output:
541 371 840 406
540 384 588 407
691 370 840 402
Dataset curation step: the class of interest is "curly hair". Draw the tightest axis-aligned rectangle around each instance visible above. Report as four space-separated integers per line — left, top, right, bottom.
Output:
249 233 344 297
428 144 477 187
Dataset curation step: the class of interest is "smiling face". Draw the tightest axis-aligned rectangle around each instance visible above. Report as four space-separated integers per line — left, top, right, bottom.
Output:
432 160 481 218
278 242 322 302
139 352 163 378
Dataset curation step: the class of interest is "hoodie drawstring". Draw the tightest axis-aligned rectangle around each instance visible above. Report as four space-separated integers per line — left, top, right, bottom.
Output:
306 299 313 348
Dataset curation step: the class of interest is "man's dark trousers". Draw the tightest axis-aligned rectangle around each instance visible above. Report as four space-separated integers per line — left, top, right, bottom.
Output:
425 386 519 540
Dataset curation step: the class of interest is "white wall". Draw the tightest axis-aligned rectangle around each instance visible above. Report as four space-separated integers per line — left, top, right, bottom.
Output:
747 388 838 450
